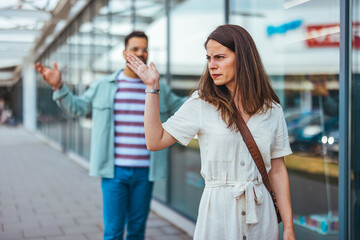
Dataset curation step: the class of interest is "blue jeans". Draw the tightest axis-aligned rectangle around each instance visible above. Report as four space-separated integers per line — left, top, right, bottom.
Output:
101 167 153 240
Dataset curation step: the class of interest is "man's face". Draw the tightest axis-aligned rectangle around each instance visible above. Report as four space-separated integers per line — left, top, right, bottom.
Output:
123 37 148 64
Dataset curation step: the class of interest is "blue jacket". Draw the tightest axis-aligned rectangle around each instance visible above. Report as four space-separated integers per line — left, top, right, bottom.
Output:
53 71 185 181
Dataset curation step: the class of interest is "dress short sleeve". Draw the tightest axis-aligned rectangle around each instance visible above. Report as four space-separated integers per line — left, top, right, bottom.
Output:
162 91 201 146
271 105 293 159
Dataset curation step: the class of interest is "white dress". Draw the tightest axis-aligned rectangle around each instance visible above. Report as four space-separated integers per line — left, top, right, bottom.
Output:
162 91 292 240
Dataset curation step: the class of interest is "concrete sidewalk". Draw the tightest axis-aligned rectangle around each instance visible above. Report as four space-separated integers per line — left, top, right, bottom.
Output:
0 127 192 240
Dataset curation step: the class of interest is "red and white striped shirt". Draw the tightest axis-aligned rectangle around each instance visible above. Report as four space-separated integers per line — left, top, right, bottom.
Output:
113 71 150 167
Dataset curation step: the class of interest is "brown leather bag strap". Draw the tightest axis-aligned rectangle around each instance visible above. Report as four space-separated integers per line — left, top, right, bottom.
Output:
235 111 272 194
235 110 282 223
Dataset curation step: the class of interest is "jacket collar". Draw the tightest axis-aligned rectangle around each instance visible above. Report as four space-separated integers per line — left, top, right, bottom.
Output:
106 70 123 82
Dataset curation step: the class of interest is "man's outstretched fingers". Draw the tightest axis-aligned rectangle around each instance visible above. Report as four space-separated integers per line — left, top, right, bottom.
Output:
34 63 40 72
53 62 58 71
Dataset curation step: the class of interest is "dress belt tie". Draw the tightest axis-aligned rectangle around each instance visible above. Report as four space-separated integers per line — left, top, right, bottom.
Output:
205 179 264 224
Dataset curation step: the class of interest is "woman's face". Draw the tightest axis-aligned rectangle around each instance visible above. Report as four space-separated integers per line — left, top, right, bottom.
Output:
206 39 236 93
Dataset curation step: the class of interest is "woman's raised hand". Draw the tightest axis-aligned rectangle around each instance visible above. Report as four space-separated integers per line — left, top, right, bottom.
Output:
34 62 62 90
126 53 160 87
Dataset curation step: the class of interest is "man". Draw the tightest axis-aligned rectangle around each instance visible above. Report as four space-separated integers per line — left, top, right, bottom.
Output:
34 31 185 240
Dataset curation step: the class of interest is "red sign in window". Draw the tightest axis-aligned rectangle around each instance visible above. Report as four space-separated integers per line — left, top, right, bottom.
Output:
306 23 360 49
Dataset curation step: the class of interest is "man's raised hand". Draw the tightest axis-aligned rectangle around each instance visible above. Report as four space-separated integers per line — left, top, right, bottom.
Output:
34 62 62 90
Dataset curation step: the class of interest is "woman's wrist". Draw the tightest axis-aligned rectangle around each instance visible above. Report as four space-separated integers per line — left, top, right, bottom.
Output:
146 82 159 90
283 224 295 231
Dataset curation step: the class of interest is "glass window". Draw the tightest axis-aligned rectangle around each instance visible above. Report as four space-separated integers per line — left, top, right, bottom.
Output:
35 1 109 160
107 0 133 73
168 0 224 220
77 5 93 160
92 0 111 78
134 0 168 202
351 0 360 238
37 39 65 146
67 19 83 156
230 0 340 239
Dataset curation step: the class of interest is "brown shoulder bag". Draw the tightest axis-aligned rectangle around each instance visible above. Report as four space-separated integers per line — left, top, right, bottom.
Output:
235 111 282 223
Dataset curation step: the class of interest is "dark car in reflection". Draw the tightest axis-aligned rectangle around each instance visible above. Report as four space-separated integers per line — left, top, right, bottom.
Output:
322 127 339 159
286 111 339 156
285 110 315 131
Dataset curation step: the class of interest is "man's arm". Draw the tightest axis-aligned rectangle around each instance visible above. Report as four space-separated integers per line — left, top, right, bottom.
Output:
35 61 93 117
52 85 94 117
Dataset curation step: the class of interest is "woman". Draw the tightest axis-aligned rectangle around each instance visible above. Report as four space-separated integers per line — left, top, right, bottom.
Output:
126 24 296 240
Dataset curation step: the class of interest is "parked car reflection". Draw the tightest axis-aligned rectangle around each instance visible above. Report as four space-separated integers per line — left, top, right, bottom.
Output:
322 127 339 160
286 111 338 157
285 110 315 132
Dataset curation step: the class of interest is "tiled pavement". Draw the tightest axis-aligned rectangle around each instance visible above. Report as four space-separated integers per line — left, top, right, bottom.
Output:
0 127 192 240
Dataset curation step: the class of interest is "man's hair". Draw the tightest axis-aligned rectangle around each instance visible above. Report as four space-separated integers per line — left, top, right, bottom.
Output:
124 31 148 48
198 24 280 132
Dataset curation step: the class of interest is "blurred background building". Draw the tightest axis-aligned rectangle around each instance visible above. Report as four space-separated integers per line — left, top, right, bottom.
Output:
0 0 358 239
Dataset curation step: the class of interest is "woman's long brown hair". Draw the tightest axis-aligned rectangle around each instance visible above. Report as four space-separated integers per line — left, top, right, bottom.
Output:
198 24 280 131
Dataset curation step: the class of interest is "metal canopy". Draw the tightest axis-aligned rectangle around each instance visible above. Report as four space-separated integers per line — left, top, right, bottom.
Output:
0 0 88 86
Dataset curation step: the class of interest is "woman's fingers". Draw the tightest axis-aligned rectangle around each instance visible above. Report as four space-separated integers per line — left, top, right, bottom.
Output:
126 54 147 75
126 54 135 63
126 56 140 72
126 62 138 74
126 55 136 69
130 53 142 64
126 54 159 84
127 53 145 67
149 62 157 72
